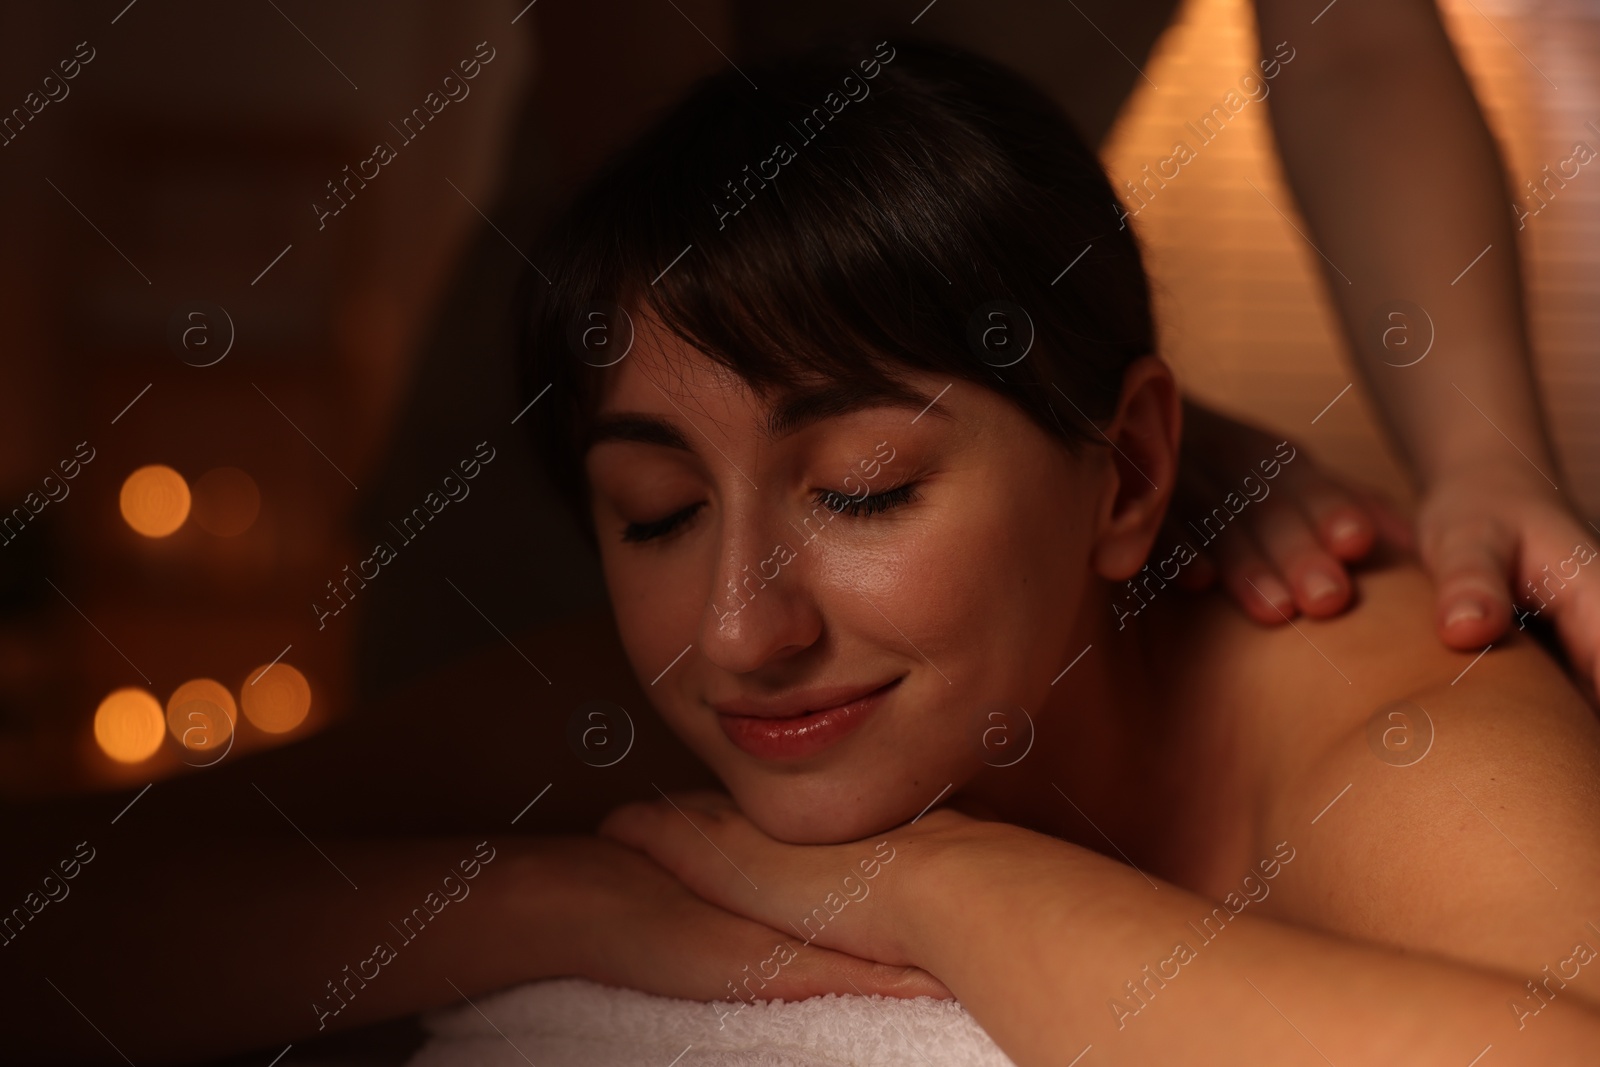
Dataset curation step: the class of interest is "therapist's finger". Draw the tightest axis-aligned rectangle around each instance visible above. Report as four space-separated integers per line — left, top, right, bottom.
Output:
1529 562 1600 702
1292 476 1377 562
1419 518 1516 649
1207 525 1297 625
1351 486 1415 552
1248 495 1354 618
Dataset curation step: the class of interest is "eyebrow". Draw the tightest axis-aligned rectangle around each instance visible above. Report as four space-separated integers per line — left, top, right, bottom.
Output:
586 380 951 453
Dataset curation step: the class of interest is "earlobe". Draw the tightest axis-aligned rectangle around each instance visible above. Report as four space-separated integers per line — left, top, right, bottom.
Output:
1088 357 1181 582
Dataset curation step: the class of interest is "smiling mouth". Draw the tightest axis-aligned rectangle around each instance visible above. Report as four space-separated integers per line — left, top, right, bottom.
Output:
715 678 901 761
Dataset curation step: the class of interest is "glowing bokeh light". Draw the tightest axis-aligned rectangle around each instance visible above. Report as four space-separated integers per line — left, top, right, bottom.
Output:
241 662 311 734
165 678 237 750
191 467 260 537
120 465 191 537
93 688 166 763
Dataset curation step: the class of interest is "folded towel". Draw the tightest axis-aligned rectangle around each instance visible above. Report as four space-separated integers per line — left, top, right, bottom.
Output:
407 977 1017 1067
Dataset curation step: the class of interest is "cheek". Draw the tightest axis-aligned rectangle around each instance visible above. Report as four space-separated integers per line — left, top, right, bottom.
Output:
600 544 709 698
816 481 1088 692
804 480 1088 769
731 491 1085 842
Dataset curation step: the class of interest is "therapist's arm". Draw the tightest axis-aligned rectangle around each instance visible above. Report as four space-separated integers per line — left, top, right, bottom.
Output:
1248 0 1600 687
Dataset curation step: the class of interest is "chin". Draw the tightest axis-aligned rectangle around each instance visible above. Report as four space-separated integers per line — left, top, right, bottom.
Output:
737 793 899 845
718 760 958 845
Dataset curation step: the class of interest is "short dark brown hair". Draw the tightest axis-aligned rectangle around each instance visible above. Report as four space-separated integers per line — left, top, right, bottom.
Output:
519 35 1153 546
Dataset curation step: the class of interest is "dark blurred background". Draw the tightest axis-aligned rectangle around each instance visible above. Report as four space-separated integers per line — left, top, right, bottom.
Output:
0 0 1595 1056
5 0 1599 797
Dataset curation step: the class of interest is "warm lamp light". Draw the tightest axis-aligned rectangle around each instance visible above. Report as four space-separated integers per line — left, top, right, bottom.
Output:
241 662 311 734
94 688 166 763
120 465 190 537
165 678 237 750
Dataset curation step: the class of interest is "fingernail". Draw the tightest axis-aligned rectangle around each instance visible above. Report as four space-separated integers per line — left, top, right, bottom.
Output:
1329 517 1363 544
1444 602 1486 628
1257 574 1294 611
1302 570 1341 604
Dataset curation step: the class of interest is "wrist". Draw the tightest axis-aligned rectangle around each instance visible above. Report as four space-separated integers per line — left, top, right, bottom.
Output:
885 818 1040 970
1407 398 1558 491
499 835 616 981
1422 451 1561 500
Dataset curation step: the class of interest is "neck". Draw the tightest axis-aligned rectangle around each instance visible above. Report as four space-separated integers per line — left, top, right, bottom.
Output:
951 574 1175 856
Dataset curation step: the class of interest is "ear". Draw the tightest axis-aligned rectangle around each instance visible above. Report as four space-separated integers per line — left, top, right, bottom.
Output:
1089 356 1181 582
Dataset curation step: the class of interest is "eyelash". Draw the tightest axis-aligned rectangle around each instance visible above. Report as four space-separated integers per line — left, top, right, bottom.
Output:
815 481 919 517
621 503 704 544
620 482 920 544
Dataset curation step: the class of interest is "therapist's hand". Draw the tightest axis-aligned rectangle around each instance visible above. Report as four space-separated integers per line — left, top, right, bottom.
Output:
1416 460 1600 692
1167 398 1402 623
1173 400 1600 696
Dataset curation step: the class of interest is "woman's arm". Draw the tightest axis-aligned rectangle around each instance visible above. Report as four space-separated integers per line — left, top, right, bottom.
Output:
898 820 1600 1066
604 794 1600 1066
599 576 1600 1064
0 833 571 1064
0 827 947 1065
0 605 946 1063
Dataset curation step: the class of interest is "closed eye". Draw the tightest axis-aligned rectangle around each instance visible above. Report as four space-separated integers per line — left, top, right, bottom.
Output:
621 502 704 544
814 481 919 517
620 482 920 544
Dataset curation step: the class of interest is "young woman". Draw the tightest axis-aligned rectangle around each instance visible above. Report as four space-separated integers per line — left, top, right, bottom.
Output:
8 34 1597 1067
522 36 1600 1065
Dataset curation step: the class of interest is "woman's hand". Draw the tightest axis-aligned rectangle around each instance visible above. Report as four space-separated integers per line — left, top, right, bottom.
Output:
541 832 952 1004
597 792 996 978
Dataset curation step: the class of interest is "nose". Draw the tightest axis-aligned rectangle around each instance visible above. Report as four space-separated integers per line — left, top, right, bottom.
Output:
698 506 822 674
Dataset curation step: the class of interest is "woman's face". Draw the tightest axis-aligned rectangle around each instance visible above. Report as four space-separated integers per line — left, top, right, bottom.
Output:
583 316 1113 843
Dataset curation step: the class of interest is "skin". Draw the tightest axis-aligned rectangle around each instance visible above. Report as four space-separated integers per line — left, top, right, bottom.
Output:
592 317 1600 1063
7 7 1594 1057
583 312 1166 845
536 0 1600 691
5 310 1592 1063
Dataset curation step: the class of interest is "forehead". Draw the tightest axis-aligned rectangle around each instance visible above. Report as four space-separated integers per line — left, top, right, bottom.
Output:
593 310 748 412
585 309 952 453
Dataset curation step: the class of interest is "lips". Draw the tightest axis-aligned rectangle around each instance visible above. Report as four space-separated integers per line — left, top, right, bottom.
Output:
714 677 900 761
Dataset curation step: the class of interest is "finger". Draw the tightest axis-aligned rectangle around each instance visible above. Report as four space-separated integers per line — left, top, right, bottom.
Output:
1352 486 1415 552
1291 476 1377 562
1419 518 1516 649
604 797 779 923
663 789 738 816
600 791 737 849
597 801 656 848
872 964 953 1001
1533 565 1600 695
1206 526 1298 625
1247 496 1354 618
832 960 954 1001
758 943 953 1003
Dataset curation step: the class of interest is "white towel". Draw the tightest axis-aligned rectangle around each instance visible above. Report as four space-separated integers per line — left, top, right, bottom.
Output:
407 977 1017 1067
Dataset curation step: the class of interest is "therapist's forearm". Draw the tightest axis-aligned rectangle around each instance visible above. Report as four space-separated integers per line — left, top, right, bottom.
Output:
899 830 1600 1066
1254 0 1556 485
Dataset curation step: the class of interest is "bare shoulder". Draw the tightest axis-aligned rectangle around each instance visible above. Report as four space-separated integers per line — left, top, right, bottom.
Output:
1234 562 1600 1006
